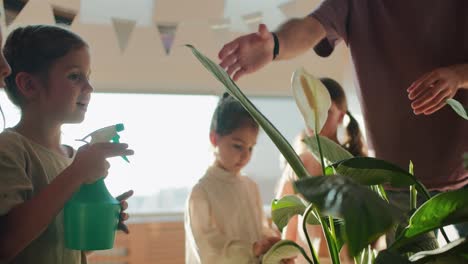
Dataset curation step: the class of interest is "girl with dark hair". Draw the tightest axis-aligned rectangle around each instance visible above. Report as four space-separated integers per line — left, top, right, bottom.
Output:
185 93 288 264
276 78 368 263
0 25 134 263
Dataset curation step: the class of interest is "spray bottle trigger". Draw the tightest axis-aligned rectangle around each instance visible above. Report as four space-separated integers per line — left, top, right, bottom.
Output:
112 134 130 163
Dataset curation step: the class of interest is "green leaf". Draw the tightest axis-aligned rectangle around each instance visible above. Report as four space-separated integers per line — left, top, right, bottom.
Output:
355 245 376 264
395 188 468 247
186 45 309 179
294 175 400 256
446 98 468 120
331 157 431 199
375 250 411 264
291 68 332 133
271 195 319 232
262 240 311 264
409 236 468 263
332 157 416 186
303 135 353 165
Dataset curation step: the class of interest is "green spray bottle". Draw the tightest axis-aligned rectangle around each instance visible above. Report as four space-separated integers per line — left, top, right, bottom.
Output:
64 123 129 250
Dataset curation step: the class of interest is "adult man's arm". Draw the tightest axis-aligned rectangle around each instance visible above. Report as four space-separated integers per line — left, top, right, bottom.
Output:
218 16 326 81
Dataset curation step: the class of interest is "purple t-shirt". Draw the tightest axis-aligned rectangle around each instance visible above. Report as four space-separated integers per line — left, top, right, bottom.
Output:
311 0 468 191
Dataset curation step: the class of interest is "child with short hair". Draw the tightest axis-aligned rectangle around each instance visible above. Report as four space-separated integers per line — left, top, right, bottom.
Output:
185 93 282 264
0 25 134 263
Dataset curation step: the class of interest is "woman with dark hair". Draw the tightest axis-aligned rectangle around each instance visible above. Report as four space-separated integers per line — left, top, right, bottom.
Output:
276 78 367 263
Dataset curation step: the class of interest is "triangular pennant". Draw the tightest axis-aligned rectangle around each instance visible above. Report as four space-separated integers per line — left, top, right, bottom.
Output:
7 0 54 27
156 22 178 55
48 0 80 11
53 7 77 26
3 0 27 26
111 17 136 53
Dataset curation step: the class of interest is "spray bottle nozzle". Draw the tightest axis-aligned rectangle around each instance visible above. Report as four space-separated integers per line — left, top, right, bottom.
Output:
115 123 125 132
79 123 130 163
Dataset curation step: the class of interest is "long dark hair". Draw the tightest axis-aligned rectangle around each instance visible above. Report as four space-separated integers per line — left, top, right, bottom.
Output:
320 78 366 157
210 93 258 136
4 25 88 107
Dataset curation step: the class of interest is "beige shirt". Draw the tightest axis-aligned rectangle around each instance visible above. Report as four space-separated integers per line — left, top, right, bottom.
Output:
185 165 276 264
0 129 86 264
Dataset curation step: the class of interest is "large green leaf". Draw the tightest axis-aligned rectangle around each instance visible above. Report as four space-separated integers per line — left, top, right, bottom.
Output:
186 45 309 179
262 240 312 264
303 135 353 165
271 195 320 232
330 157 431 199
446 98 468 120
332 157 415 186
394 188 468 248
294 175 400 256
409 236 468 263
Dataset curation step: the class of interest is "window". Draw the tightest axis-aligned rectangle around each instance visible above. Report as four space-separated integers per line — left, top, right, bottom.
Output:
0 92 310 214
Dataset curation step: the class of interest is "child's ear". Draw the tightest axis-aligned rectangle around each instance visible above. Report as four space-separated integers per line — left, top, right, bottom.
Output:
15 72 40 100
209 131 218 146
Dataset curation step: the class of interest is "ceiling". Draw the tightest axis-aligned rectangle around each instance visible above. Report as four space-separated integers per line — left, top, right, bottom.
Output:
1 0 351 96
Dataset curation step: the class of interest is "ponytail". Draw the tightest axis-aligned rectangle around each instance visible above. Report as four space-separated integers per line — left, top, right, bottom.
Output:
344 111 366 157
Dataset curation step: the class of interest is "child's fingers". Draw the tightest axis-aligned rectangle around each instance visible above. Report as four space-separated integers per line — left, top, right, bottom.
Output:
120 212 129 221
116 190 134 201
91 142 135 158
118 222 130 234
120 201 128 210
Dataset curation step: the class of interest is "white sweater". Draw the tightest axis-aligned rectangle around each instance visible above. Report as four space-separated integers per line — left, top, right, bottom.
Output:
185 165 276 264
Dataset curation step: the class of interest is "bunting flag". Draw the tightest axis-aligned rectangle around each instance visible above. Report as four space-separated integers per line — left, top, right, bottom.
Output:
111 17 136 53
7 0 54 27
2 0 26 26
53 7 77 26
48 0 80 11
156 23 178 55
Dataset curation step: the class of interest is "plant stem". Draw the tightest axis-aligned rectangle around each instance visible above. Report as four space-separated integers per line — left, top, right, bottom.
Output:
377 185 389 202
409 162 417 211
316 208 341 264
314 133 337 239
314 133 340 263
303 205 320 264
314 134 327 177
410 185 417 211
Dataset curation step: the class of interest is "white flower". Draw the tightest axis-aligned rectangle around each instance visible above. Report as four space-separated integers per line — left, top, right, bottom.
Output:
292 68 331 133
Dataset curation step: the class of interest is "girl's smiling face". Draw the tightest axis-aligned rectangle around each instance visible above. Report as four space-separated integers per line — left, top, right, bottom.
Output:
37 47 93 124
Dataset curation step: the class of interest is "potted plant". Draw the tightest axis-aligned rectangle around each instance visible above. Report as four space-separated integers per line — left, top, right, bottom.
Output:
187 45 468 264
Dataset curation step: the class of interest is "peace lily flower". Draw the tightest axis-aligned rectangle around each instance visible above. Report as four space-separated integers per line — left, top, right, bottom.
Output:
291 68 332 133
